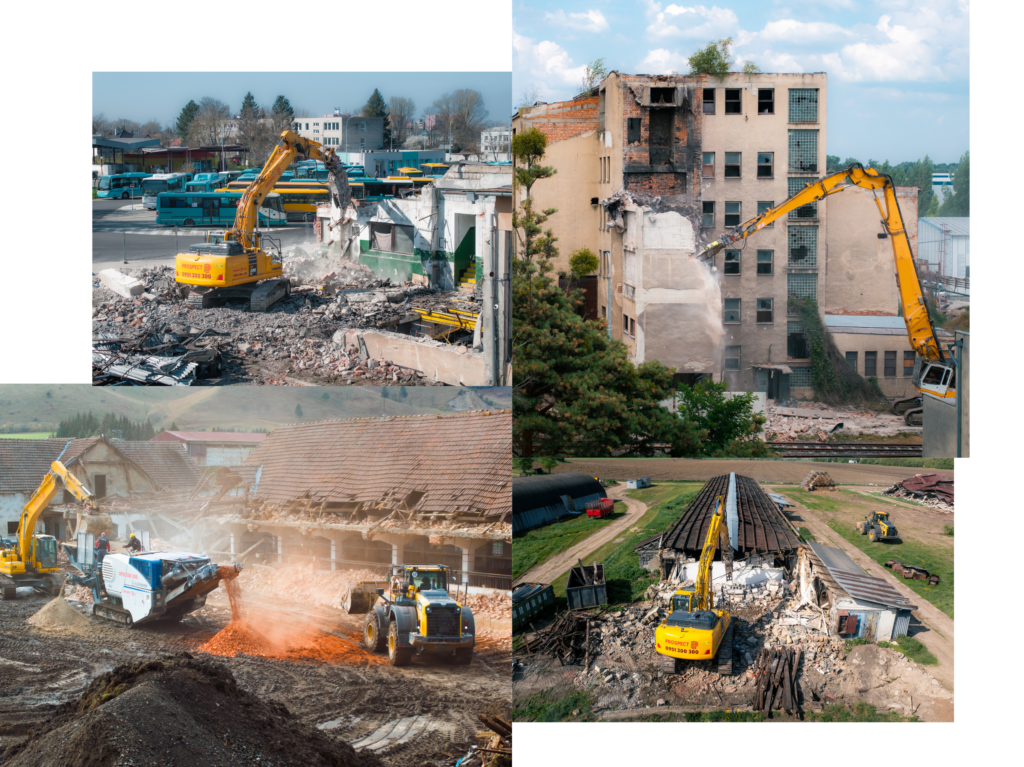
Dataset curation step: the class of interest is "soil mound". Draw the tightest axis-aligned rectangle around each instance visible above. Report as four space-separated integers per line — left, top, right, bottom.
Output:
0 655 380 767
198 621 387 665
25 597 90 631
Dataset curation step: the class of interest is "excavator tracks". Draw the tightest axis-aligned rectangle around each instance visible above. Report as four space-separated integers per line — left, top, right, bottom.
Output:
249 279 290 313
185 280 290 313
716 622 734 676
93 602 133 626
1 574 16 601
657 652 679 675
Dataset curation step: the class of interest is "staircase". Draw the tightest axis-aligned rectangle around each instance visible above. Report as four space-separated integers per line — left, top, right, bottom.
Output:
457 262 477 293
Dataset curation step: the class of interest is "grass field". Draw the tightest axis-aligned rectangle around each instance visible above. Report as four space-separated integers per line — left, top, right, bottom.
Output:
548 482 702 609
808 701 918 722
512 686 596 722
828 519 954 619
512 501 626 581
783 488 861 513
0 432 53 439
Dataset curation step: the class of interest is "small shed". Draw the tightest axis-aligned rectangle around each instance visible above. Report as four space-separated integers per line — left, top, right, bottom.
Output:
512 582 555 633
803 543 917 642
512 473 606 535
626 478 652 489
566 562 607 609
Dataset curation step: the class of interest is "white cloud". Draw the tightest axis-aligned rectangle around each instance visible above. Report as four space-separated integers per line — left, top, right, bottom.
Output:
513 31 589 100
639 48 691 74
645 4 739 40
544 9 610 34
759 19 854 44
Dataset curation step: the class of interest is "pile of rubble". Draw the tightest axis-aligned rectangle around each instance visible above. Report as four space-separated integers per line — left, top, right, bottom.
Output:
92 258 479 385
883 473 954 512
764 400 912 441
801 470 836 492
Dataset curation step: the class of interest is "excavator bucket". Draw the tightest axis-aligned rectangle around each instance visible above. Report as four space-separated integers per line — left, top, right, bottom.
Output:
343 581 386 614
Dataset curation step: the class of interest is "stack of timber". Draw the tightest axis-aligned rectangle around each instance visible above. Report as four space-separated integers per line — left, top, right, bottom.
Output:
520 609 606 667
750 645 802 717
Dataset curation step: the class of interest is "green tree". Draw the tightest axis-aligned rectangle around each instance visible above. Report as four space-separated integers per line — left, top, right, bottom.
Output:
538 456 559 474
569 247 599 276
826 155 842 173
175 100 199 139
170 421 179 431
513 457 534 476
742 61 761 75
674 381 768 456
939 151 969 216
295 403 303 417
272 95 294 120
688 38 734 78
512 133 704 458
363 88 391 148
581 58 608 92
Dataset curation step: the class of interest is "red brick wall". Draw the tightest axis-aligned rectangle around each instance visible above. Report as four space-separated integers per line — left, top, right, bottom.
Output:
519 96 600 144
625 173 689 195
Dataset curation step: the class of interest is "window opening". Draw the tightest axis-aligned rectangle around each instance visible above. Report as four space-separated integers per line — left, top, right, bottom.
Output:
846 351 858 370
757 152 774 178
757 200 774 226
864 351 878 377
651 87 674 106
702 200 714 228
757 249 773 274
788 226 818 267
788 320 808 358
724 250 740 275
884 351 897 378
725 201 741 227
725 345 741 370
725 152 741 178
702 152 714 178
758 89 774 114
725 89 741 114
756 298 773 324
904 351 915 377
703 89 715 114
724 298 741 323
627 117 641 144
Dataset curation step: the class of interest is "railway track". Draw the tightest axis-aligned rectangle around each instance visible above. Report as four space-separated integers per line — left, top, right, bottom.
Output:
768 442 922 458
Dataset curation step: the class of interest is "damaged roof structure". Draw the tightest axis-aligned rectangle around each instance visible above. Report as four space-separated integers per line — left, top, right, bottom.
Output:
635 473 800 577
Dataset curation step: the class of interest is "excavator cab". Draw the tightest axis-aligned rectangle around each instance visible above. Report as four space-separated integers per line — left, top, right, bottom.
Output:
670 589 697 614
31 536 57 571
913 357 955 399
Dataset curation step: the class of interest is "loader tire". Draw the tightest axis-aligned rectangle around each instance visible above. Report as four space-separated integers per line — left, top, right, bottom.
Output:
856 523 866 535
454 648 473 666
869 529 878 542
364 611 385 653
388 620 412 667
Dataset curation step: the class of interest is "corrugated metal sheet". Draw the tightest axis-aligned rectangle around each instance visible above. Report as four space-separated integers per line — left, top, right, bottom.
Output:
824 314 906 331
243 410 511 517
808 541 860 573
512 504 571 535
920 217 969 236
893 611 911 638
514 473 605 516
831 568 917 611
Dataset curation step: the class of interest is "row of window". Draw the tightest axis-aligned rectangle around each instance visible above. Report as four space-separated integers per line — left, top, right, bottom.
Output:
847 350 916 378
701 132 818 178
723 297 775 324
294 121 367 132
623 313 636 338
513 589 553 619
703 88 818 123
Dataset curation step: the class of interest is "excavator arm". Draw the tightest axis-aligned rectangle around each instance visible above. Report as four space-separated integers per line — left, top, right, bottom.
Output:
232 130 349 249
694 496 732 612
17 461 92 566
700 164 945 364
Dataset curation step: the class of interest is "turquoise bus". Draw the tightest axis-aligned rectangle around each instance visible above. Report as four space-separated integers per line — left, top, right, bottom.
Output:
141 173 190 209
155 191 286 227
186 173 232 193
96 172 152 199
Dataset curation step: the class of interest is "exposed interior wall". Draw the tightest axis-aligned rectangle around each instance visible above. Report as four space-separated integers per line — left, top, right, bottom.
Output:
357 194 435 283
359 330 487 386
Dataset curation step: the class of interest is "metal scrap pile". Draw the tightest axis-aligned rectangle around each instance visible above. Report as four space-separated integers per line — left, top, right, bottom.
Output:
93 324 224 385
883 473 954 512
801 470 836 492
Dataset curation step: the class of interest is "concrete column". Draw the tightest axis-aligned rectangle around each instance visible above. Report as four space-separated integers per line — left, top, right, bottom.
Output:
392 541 404 567
229 532 236 556
461 546 473 585
277 534 283 564
331 538 337 572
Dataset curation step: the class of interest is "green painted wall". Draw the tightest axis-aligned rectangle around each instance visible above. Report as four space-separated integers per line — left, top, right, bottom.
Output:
358 241 435 281
453 226 476 283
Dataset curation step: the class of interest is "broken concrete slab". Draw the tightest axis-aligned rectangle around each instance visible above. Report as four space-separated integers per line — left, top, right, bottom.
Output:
98 269 145 299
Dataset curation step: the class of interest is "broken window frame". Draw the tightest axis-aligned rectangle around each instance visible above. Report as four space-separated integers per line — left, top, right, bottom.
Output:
724 250 741 275
724 345 741 370
787 273 817 314
884 350 897 378
370 222 416 255
757 201 775 227
758 89 774 115
703 88 716 114
864 351 878 377
725 89 742 114
788 321 808 358
757 152 774 178
757 249 773 275
725 152 741 178
788 225 818 267
724 201 741 228
651 87 675 106
788 177 819 220
904 350 915 377
627 117 642 145
703 151 715 178
790 366 812 387
724 298 741 323
702 200 715 228
756 298 773 324
788 88 819 123
788 129 819 173
648 109 673 165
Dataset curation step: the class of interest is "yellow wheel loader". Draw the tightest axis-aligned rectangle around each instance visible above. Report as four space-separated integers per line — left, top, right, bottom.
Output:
856 511 900 543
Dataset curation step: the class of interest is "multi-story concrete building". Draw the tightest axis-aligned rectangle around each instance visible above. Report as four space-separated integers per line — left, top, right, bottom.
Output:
513 71 922 400
292 116 385 152
481 128 512 161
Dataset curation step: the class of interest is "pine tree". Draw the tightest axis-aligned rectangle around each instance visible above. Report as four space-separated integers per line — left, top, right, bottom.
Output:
363 89 390 148
241 91 258 113
170 421 179 431
176 100 199 139
272 95 294 119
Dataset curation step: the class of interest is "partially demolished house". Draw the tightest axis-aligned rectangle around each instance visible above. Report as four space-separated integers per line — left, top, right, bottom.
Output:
634 473 800 578
151 430 266 467
800 542 916 642
512 473 606 536
196 409 513 589
0 436 202 540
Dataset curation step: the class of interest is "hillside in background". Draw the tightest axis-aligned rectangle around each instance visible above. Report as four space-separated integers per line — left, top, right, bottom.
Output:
0 385 511 434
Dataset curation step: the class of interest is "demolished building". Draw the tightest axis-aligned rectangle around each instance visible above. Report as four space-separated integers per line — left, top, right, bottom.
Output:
634 473 800 578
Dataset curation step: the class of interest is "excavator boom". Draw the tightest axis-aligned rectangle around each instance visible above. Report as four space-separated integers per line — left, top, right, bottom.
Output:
700 164 945 365
17 461 92 567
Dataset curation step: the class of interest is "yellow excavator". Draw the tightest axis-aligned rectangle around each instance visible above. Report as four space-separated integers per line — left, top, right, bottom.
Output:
175 130 350 311
654 495 734 675
701 163 956 425
0 461 93 600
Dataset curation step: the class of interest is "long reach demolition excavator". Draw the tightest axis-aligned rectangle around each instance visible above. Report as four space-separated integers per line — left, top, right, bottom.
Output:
174 130 350 312
654 495 735 675
701 163 956 425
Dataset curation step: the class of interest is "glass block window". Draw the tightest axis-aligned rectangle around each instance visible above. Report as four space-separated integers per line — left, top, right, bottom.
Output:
790 366 812 387
724 250 740 274
702 200 714 227
757 250 773 274
788 177 819 220
492 541 504 555
788 130 818 173
788 320 803 334
757 201 774 226
788 225 818 267
724 298 741 323
787 273 817 311
789 88 819 123
725 201 741 227
725 345 741 370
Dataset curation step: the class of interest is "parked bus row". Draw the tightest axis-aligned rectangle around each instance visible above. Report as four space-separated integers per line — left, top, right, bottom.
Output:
154 192 286 227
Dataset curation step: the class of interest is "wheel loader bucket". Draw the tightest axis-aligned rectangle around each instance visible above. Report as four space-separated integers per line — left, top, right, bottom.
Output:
344 581 386 614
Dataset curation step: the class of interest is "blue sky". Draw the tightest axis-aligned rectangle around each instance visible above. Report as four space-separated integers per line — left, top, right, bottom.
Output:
93 72 512 125
513 1 969 163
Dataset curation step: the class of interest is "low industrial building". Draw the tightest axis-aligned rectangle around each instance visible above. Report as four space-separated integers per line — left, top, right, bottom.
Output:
512 472 606 536
151 431 266 467
803 542 916 642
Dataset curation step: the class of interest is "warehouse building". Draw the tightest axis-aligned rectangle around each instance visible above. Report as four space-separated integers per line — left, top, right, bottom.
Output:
512 472 606 536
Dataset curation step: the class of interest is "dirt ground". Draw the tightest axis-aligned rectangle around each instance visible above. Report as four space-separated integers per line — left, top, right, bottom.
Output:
556 459 940 485
0 586 510 766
